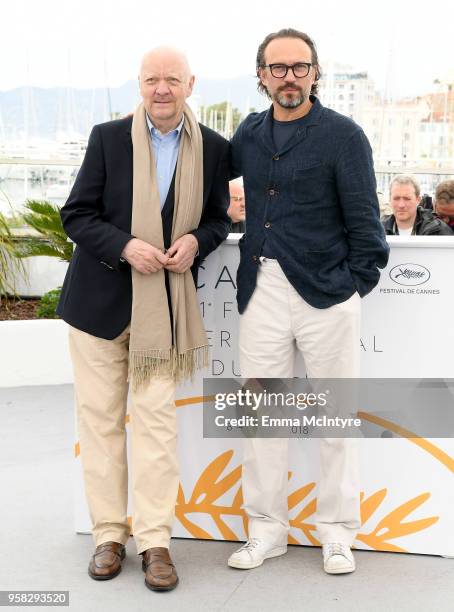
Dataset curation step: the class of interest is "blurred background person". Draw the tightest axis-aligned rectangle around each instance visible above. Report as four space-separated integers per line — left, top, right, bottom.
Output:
381 175 453 236
228 180 246 233
419 193 433 210
434 180 454 233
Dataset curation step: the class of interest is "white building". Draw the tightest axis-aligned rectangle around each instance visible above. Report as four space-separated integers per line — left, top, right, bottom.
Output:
319 68 453 167
318 69 376 126
361 98 430 166
418 119 452 165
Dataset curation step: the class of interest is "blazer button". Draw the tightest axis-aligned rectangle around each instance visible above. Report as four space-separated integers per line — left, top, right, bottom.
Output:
273 155 280 160
264 222 271 229
268 189 275 196
252 255 258 262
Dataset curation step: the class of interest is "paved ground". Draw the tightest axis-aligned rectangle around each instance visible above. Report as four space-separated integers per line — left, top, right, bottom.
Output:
1 385 453 612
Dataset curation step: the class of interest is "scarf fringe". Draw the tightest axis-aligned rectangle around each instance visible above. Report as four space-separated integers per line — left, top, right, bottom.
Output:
129 344 210 389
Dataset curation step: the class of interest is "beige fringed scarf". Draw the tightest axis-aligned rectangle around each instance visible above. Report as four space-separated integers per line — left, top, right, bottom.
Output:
129 102 209 387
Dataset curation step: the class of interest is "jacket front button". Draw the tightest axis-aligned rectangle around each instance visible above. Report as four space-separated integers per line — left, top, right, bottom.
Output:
268 189 275 196
273 155 280 160
264 222 271 228
252 255 258 262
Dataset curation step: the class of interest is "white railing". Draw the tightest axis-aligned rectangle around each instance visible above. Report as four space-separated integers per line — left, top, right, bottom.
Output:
1 158 453 215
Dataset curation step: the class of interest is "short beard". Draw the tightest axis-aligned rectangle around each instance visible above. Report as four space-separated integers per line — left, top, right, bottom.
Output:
274 88 306 109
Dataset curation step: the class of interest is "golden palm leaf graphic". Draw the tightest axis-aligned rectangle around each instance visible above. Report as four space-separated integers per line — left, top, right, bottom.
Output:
175 450 243 541
73 396 446 550
357 491 439 552
173 451 439 552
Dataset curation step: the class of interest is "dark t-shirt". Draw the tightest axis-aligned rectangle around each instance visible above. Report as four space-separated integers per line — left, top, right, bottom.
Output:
272 112 312 152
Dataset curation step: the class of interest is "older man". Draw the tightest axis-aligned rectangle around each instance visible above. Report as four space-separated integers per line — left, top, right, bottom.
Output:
57 47 230 591
229 28 389 574
382 175 452 236
228 180 246 232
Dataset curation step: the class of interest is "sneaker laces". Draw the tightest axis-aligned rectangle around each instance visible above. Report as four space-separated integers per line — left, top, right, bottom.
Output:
238 538 261 553
326 543 349 557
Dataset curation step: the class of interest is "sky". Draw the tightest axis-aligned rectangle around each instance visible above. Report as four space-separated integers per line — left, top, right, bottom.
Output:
2 0 453 99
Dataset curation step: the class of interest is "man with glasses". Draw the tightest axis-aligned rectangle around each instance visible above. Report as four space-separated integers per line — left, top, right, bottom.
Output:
229 28 389 574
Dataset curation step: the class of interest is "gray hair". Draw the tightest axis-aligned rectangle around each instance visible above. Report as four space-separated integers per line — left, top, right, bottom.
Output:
389 175 421 198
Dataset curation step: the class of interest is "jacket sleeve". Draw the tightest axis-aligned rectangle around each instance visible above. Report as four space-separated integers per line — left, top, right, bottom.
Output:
335 128 390 296
437 220 454 235
60 125 134 270
189 139 231 262
230 120 244 180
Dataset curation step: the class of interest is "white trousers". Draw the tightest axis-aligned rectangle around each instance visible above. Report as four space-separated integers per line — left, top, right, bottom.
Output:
239 258 361 546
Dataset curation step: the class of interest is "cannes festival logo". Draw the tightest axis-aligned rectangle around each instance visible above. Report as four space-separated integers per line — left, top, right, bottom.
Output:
389 263 430 286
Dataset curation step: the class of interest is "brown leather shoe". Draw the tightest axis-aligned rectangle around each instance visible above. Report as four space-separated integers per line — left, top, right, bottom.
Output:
88 541 126 580
142 547 179 591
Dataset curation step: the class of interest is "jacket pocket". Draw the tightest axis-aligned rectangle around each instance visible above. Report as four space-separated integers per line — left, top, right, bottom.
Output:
302 240 348 264
292 164 327 204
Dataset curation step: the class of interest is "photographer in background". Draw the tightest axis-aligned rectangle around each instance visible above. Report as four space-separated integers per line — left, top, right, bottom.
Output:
381 175 453 236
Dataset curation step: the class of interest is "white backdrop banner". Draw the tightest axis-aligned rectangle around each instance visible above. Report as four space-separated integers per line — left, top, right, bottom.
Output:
75 236 454 556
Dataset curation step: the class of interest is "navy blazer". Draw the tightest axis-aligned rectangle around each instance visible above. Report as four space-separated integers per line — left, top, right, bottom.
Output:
231 96 389 313
57 116 230 339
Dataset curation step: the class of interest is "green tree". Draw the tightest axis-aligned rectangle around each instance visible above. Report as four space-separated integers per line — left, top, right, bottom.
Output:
200 101 243 136
36 287 61 319
14 199 73 263
0 212 26 298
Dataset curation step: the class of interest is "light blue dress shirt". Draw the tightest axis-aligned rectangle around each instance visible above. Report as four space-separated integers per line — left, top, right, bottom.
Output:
146 114 184 210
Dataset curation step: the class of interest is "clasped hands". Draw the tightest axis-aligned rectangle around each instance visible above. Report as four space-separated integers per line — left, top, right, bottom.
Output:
121 235 198 274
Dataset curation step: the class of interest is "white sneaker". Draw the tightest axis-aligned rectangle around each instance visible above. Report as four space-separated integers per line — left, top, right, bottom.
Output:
322 543 355 574
228 538 287 569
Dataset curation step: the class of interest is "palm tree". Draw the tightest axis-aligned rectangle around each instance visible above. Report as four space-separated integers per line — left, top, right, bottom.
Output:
0 212 26 298
14 199 73 262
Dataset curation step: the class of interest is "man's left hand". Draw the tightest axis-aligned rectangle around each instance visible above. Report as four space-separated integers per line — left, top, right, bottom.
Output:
164 234 199 273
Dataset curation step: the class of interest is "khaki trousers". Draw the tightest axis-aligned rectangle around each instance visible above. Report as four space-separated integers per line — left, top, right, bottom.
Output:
239 258 361 546
69 325 178 554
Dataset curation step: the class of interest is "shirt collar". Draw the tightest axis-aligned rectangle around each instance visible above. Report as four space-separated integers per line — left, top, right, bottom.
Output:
146 114 184 138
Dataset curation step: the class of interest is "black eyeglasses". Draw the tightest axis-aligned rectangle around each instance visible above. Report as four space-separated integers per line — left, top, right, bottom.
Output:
263 62 312 78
